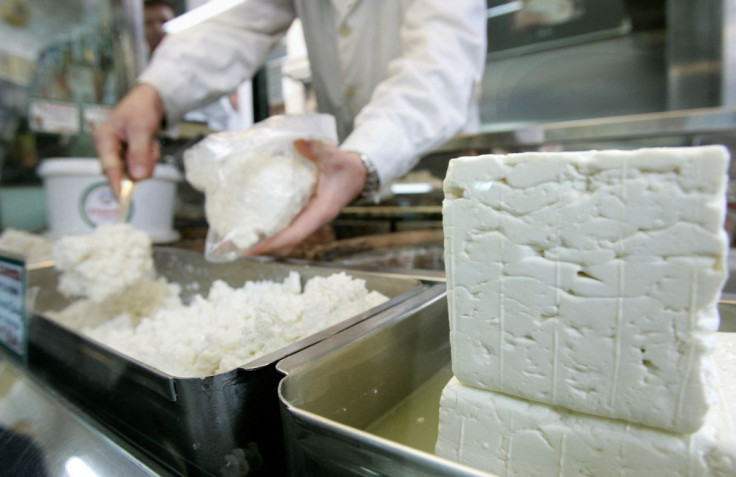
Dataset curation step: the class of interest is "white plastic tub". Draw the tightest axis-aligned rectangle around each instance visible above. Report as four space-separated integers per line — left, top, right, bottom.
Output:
37 158 181 243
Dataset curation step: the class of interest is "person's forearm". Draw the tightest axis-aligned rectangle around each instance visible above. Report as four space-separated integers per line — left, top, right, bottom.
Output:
139 0 296 125
342 0 487 193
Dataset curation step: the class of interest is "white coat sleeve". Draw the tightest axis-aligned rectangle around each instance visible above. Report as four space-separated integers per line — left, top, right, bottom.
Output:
340 0 487 192
137 0 297 126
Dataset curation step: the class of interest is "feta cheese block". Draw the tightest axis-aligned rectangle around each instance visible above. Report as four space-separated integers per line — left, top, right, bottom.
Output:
443 146 730 432
435 332 736 476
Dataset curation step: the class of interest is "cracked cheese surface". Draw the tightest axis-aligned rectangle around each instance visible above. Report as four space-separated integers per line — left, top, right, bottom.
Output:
442 146 730 434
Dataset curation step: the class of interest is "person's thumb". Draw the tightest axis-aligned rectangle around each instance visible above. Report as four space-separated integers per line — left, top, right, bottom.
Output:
294 138 326 164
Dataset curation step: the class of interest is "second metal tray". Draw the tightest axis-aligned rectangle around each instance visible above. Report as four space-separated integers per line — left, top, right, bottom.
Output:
278 288 736 476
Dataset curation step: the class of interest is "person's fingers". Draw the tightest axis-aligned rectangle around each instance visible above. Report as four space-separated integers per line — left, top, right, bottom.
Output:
104 166 124 198
295 139 338 167
150 139 161 165
245 145 329 256
244 142 366 257
254 242 296 258
94 83 165 188
245 174 346 256
94 126 125 196
126 124 159 180
244 198 327 257
294 138 316 161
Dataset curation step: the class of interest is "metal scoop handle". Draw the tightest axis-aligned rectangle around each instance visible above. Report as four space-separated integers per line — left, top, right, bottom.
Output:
116 177 136 223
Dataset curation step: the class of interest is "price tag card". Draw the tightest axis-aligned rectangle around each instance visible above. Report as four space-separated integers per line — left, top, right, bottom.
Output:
0 253 27 361
28 99 80 134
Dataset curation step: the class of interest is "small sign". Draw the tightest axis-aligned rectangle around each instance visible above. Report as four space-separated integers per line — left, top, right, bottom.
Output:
0 253 27 360
29 98 80 134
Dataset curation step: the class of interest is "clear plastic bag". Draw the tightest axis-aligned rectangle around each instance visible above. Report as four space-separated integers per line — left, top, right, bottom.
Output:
183 114 337 262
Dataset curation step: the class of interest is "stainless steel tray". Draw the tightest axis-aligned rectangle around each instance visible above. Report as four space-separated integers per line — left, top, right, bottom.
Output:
277 285 489 476
278 288 736 476
25 248 436 476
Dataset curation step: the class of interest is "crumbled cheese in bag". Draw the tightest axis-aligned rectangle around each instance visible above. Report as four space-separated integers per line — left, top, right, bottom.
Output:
186 149 317 253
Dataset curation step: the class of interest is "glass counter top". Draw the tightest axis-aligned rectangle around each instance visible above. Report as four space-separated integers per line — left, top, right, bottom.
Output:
0 357 168 476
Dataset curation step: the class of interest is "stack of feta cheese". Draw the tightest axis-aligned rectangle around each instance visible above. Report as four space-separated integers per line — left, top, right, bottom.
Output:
436 146 736 475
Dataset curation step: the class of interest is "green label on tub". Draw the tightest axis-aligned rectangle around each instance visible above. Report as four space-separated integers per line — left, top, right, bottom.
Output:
0 253 27 361
79 181 134 226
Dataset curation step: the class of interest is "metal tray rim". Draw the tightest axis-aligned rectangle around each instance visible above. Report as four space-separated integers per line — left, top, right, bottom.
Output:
280 400 491 477
31 252 440 384
276 284 497 476
276 284 446 376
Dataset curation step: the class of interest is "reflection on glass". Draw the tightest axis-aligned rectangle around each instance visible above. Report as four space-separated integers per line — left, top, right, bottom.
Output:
485 0 630 58
0 359 161 476
65 456 100 477
513 0 582 29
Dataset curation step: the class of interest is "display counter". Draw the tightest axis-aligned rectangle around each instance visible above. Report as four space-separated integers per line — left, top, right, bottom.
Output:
9 248 442 476
0 356 167 476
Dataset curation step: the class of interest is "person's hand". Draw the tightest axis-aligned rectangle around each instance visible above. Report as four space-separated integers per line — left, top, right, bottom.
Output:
244 139 368 257
93 83 165 197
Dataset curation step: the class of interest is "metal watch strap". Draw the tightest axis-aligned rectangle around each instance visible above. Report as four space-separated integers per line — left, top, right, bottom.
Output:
355 151 380 202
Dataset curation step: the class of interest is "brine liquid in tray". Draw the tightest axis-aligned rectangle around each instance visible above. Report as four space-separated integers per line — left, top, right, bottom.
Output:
365 363 453 454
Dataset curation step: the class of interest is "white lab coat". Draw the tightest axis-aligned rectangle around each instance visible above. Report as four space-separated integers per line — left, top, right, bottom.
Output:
139 0 487 191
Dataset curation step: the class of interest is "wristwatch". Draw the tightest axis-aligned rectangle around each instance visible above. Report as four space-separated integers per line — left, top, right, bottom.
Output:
355 151 380 203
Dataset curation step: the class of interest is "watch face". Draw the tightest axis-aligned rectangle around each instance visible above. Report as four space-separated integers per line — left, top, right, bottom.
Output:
357 153 379 197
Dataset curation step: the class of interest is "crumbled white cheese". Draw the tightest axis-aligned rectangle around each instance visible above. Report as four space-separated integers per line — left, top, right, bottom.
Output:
443 146 730 433
81 271 388 377
435 332 736 476
52 224 154 303
0 229 54 263
185 140 317 255
45 276 182 331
